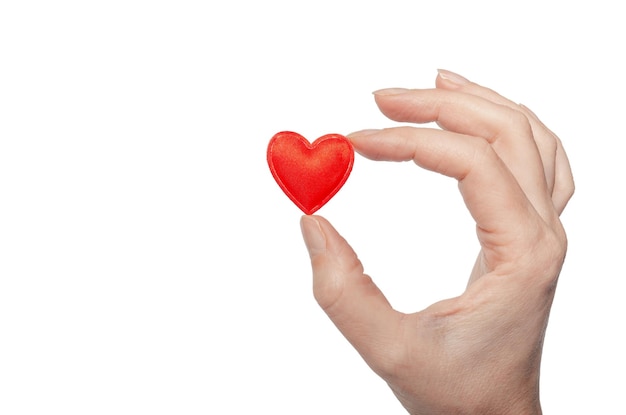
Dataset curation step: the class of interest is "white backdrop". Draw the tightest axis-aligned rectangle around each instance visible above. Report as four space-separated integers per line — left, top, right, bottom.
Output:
1 1 624 413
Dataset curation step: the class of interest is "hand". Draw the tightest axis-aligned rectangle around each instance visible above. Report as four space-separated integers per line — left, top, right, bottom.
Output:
300 70 574 415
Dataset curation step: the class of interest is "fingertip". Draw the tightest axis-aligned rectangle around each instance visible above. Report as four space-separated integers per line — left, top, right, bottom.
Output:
300 215 326 258
436 69 471 89
372 88 411 96
303 216 366 279
346 129 381 150
344 129 385 161
346 129 381 138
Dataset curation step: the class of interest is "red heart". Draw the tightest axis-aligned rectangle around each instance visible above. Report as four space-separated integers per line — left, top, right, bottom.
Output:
267 131 354 215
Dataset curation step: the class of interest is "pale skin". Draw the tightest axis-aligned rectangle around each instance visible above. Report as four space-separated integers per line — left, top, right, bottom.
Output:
300 70 574 415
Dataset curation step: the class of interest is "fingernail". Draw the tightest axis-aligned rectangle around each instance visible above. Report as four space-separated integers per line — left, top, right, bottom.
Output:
300 215 326 257
437 69 470 85
372 88 410 96
347 129 380 138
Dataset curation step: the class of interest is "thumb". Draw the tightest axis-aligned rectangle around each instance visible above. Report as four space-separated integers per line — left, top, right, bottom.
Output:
300 215 401 363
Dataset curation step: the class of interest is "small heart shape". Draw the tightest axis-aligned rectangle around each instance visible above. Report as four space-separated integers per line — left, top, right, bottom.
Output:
267 131 354 215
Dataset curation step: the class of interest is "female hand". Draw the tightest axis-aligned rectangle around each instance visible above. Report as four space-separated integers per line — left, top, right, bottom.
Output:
300 70 574 414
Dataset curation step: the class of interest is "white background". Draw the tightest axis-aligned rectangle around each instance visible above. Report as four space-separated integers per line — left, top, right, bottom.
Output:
1 1 624 413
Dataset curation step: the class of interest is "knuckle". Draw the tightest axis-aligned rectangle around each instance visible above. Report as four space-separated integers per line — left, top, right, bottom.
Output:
455 136 495 180
500 106 534 139
521 222 568 286
371 337 412 379
511 106 532 127
313 275 343 313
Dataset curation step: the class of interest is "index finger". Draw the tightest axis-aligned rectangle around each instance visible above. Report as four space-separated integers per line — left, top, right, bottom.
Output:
348 127 546 256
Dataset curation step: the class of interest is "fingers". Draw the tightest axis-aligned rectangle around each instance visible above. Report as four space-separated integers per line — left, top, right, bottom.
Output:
435 69 574 213
348 128 541 244
516 104 558 194
519 104 575 213
300 215 402 363
369 88 554 220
